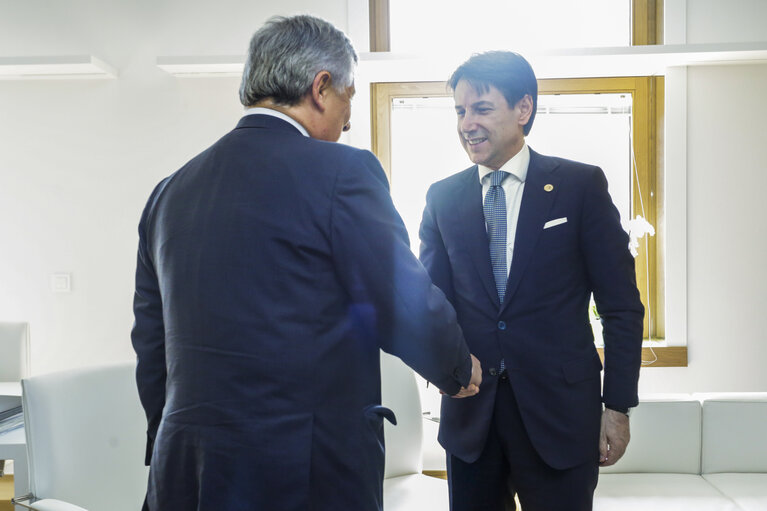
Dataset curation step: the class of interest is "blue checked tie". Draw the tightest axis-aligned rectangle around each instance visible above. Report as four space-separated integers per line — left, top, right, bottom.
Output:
484 170 509 303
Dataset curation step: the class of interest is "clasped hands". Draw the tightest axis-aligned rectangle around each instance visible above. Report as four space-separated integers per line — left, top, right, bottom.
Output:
449 354 483 398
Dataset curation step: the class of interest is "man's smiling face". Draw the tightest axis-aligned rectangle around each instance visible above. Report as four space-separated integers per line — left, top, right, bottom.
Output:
453 79 532 170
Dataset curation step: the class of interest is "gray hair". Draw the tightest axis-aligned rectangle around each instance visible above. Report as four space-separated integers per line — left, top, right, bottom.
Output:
239 15 357 107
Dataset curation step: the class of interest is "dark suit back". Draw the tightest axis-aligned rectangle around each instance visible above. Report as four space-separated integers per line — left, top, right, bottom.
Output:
132 115 471 510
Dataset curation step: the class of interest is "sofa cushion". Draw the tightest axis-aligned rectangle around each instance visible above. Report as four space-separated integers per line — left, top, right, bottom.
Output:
600 398 702 474
700 394 767 473
594 473 738 511
20 499 87 511
703 473 767 511
383 474 449 511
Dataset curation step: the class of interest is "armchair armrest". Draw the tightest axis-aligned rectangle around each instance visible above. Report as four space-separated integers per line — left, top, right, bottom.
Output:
12 493 87 511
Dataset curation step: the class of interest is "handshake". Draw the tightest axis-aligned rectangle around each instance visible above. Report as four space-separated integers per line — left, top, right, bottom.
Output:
447 354 483 399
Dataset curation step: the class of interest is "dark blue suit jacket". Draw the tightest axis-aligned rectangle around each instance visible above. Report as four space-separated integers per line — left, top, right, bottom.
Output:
131 114 472 510
419 149 643 470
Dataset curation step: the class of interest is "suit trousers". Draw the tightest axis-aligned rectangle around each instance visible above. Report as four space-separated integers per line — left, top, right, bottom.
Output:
446 375 599 511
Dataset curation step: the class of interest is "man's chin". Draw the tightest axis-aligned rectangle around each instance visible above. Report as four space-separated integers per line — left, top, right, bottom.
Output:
468 153 487 166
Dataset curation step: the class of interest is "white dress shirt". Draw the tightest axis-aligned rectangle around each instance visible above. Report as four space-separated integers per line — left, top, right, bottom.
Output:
478 144 530 277
242 107 309 137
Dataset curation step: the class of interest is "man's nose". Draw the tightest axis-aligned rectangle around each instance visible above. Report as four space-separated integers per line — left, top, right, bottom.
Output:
343 121 351 132
460 114 477 134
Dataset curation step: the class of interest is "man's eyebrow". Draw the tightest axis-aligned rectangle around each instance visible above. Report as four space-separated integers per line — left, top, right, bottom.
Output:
455 100 494 109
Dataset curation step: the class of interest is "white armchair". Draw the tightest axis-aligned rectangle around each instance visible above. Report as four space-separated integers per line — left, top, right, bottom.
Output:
0 321 30 482
13 355 448 510
13 362 148 511
381 352 450 511
0 322 30 382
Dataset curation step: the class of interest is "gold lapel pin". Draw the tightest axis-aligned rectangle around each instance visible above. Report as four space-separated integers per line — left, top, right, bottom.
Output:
544 184 554 192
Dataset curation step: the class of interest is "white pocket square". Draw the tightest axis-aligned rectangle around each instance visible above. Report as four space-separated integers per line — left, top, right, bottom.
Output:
543 217 568 229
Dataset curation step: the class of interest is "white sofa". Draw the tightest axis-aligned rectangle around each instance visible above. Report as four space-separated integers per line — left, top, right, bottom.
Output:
595 393 767 511
383 357 767 511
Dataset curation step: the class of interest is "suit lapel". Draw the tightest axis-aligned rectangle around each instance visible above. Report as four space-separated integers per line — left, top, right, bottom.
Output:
456 167 501 309
501 150 561 313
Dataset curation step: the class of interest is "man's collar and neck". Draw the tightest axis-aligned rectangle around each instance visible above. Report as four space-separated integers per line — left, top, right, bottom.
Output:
478 143 530 184
243 106 309 137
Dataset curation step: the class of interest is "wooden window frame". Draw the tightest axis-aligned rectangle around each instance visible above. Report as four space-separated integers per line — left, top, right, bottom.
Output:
368 0 390 52
632 0 664 45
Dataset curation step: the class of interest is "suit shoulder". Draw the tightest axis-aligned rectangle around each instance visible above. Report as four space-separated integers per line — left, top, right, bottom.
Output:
532 150 599 172
532 150 597 171
297 140 389 189
296 135 368 156
294 137 381 169
427 165 476 195
531 151 604 188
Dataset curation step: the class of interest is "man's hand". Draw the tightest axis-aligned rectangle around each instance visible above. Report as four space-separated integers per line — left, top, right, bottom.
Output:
451 354 482 398
599 408 630 466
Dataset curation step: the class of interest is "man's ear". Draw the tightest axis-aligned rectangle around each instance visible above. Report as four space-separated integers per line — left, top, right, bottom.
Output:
517 94 534 126
310 70 333 112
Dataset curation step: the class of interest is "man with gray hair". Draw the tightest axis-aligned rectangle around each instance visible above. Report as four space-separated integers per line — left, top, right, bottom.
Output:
132 14 480 511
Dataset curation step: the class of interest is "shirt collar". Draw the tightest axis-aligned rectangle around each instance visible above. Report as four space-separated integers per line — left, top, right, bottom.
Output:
477 143 530 184
242 107 310 137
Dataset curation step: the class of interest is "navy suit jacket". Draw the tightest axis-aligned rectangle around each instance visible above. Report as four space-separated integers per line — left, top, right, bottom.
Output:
419 149 644 470
131 114 472 510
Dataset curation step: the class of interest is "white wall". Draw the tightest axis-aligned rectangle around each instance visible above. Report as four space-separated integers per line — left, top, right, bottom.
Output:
635 0 767 394
685 0 767 44
0 0 350 375
637 61 767 394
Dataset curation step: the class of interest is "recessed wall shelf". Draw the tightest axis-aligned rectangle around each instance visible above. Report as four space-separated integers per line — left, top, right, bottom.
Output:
358 41 767 80
0 56 116 79
154 42 767 79
530 41 767 78
156 56 244 77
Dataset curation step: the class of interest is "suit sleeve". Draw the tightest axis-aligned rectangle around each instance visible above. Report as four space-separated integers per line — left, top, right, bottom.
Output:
580 167 644 410
130 181 169 466
330 150 472 395
419 184 456 305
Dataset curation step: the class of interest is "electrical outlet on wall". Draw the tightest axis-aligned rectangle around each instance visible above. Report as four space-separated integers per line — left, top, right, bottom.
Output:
50 273 71 293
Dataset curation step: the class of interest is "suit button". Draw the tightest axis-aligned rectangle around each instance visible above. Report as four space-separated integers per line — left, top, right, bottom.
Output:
489 368 497 376
497 321 507 330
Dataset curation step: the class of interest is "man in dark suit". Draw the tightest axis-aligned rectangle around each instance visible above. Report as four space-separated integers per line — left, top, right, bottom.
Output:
131 15 481 511
419 51 644 510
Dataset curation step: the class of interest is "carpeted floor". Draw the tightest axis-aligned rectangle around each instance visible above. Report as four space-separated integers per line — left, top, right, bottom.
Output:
0 475 14 511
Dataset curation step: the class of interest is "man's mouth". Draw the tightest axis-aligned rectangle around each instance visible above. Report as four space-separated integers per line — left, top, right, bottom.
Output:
465 137 487 146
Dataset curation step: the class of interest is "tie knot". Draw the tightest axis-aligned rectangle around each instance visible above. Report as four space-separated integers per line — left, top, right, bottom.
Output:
489 170 509 187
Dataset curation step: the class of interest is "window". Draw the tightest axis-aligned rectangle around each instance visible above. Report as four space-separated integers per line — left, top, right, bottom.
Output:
388 0 632 54
369 0 663 51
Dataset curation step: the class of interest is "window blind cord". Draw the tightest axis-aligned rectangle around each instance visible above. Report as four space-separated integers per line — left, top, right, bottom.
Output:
629 117 658 366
